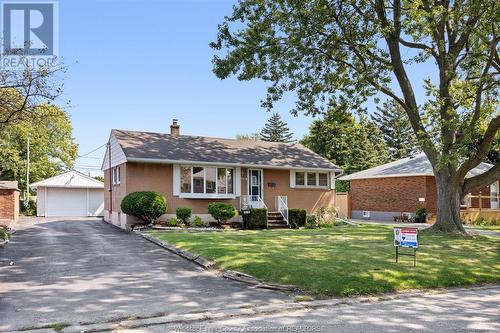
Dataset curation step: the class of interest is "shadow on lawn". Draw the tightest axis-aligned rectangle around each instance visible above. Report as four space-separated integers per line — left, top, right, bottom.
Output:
150 225 500 296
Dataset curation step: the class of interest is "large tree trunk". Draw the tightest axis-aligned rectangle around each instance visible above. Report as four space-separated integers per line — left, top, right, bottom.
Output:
429 172 466 234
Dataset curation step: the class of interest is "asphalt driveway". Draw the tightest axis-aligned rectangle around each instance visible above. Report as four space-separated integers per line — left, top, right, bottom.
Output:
0 218 290 331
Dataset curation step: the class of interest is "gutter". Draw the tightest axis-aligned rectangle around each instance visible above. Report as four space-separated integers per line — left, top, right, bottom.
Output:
126 157 342 173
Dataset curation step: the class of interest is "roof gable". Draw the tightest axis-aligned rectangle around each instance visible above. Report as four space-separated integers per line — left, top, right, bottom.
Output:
110 129 341 171
30 170 104 189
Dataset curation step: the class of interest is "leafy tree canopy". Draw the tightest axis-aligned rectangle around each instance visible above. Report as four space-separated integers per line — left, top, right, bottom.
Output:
211 0 500 233
0 103 78 193
301 108 390 173
236 133 261 140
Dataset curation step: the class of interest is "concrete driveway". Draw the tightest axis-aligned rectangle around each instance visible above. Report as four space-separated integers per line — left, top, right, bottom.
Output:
0 218 290 331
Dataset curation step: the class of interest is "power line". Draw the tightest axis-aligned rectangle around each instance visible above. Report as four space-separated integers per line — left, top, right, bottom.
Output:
74 165 102 170
77 156 103 160
78 143 107 158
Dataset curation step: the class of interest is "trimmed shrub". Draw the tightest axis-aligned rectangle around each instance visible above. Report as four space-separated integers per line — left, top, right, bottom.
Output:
335 179 350 193
248 208 268 229
288 209 306 228
414 208 427 223
208 203 237 224
176 207 192 225
121 191 167 224
305 215 318 229
192 216 205 227
163 218 179 227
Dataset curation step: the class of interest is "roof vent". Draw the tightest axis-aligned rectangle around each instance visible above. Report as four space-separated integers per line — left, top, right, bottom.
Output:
170 119 180 137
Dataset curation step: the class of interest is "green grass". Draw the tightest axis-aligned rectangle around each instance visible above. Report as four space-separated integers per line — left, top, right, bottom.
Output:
466 225 500 231
147 225 500 297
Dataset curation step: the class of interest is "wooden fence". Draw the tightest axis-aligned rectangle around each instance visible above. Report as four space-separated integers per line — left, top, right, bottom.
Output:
335 192 351 218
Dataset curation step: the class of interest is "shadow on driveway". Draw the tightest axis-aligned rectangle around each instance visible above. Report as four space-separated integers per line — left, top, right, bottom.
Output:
0 218 290 331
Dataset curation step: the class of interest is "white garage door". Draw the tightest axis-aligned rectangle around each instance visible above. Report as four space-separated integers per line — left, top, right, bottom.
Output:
46 188 88 217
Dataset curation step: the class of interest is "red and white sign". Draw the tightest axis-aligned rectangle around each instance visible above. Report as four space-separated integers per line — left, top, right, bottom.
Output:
394 228 419 248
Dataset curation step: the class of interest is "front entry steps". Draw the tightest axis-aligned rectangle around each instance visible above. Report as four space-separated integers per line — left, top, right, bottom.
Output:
267 211 290 229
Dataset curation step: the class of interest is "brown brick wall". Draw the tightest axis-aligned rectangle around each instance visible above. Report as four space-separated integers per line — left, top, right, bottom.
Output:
350 176 432 213
0 189 19 223
104 162 335 215
262 168 335 212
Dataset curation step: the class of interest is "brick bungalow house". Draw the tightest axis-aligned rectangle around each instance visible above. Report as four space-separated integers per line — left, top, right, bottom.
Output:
0 181 20 227
101 120 342 228
339 153 498 221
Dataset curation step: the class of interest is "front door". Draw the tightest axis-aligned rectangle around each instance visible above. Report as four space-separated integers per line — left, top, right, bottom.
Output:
248 169 263 206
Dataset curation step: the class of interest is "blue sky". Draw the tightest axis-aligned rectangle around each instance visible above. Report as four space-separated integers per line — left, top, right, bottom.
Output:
60 0 432 175
60 0 309 174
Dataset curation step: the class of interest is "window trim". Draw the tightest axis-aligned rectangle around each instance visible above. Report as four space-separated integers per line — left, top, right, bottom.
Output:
112 166 121 186
179 165 236 198
293 170 330 189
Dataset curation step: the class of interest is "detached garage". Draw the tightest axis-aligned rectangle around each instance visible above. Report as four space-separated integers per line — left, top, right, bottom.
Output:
31 170 104 217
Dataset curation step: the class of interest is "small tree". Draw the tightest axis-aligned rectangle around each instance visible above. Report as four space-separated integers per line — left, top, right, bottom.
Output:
260 112 294 143
208 203 237 225
121 191 167 224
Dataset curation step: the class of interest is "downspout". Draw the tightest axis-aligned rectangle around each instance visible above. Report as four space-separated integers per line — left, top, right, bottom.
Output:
108 141 113 214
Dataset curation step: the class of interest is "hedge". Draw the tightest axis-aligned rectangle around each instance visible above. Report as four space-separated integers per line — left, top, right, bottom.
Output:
288 209 307 228
121 191 167 224
335 179 350 192
248 208 268 229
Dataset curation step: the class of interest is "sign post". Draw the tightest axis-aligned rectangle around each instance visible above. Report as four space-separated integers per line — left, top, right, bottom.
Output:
393 228 419 266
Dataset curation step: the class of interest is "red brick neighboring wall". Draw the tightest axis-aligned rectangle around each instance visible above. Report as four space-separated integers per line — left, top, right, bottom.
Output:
0 189 19 226
350 176 497 214
350 176 433 214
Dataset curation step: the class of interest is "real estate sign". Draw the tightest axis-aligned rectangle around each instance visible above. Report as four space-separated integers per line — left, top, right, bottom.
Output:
393 228 419 249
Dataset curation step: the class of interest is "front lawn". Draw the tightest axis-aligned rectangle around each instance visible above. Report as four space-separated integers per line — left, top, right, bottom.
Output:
466 225 500 231
146 225 500 297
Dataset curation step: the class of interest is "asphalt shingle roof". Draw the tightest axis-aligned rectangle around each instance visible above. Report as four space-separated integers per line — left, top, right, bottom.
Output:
339 153 493 180
112 129 341 171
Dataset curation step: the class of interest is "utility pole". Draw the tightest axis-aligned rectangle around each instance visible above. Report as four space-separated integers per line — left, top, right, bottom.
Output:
26 136 30 201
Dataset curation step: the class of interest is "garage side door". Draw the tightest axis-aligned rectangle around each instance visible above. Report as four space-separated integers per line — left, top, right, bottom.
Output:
46 188 87 217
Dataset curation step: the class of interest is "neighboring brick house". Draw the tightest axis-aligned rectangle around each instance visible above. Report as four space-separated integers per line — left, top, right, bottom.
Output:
339 153 498 221
101 120 342 229
0 181 20 227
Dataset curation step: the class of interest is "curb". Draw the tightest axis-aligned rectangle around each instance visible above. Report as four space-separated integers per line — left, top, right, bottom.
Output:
12 284 496 333
0 239 9 247
137 231 216 269
136 231 299 291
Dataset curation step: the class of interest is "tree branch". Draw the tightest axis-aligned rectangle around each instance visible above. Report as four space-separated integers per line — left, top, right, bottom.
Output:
456 115 500 180
462 163 500 195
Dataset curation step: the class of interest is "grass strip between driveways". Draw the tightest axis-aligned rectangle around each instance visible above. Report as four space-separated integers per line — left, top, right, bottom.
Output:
146 225 500 297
